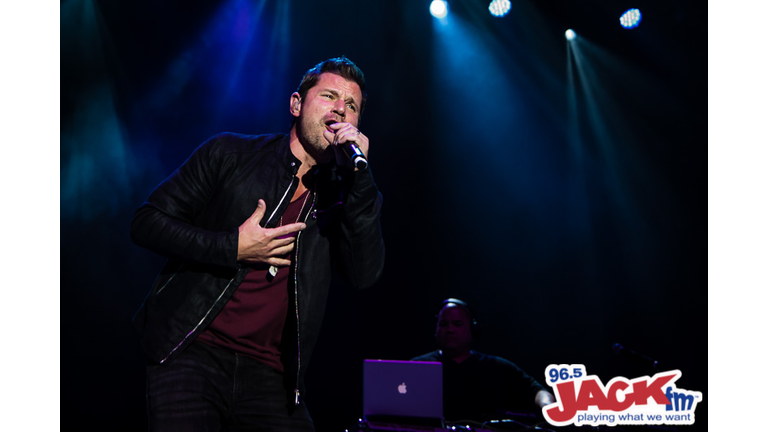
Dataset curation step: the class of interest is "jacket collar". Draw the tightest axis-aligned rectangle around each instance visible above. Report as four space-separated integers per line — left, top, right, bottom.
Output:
276 133 302 176
278 133 343 184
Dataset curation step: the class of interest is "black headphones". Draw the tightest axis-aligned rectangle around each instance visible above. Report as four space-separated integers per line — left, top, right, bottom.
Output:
438 298 481 339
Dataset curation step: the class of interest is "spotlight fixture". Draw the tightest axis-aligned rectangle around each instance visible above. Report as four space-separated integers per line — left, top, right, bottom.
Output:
565 29 577 40
488 0 511 17
430 0 449 19
619 8 642 29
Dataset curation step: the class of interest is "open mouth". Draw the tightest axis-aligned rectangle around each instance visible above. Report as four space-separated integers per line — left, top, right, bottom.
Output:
324 120 336 132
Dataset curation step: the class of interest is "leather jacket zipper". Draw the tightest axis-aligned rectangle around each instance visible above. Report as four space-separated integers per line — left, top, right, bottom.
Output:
159 277 236 364
266 178 296 226
292 190 316 405
155 263 185 296
159 178 298 365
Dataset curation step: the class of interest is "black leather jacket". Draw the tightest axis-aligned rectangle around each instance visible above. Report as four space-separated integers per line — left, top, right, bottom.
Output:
130 132 385 404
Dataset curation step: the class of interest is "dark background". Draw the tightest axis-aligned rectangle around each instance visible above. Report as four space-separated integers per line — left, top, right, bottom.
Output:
61 0 707 430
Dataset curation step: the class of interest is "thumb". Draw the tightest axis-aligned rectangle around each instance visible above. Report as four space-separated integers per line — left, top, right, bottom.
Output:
249 199 267 225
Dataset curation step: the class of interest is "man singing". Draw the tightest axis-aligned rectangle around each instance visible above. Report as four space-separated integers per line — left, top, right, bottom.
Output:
130 56 385 431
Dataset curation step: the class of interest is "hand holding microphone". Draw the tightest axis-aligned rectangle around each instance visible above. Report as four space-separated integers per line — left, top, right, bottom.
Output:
340 141 368 170
324 122 369 171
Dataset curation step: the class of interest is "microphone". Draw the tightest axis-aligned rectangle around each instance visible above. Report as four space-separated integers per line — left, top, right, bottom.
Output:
341 142 368 170
612 343 659 371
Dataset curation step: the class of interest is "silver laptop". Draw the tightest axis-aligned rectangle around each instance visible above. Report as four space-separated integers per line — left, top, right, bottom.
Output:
363 359 443 424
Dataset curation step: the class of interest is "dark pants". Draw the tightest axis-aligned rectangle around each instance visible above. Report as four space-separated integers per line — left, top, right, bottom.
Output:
146 341 314 432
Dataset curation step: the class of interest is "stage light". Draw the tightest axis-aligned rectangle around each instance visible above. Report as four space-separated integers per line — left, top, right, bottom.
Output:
619 8 642 29
488 0 511 17
430 0 448 19
565 29 577 40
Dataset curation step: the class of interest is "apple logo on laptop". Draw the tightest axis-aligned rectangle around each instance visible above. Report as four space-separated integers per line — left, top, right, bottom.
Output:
398 382 407 394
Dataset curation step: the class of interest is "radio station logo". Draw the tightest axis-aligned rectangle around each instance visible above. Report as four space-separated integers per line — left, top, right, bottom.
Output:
542 364 702 427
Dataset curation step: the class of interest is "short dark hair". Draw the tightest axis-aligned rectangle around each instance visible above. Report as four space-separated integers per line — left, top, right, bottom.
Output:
296 56 367 114
438 298 481 339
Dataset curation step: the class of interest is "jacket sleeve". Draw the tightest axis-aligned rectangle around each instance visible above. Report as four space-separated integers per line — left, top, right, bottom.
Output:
336 166 386 289
130 135 240 269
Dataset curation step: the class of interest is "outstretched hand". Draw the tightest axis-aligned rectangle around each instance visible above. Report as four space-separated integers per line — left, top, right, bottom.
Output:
237 199 306 266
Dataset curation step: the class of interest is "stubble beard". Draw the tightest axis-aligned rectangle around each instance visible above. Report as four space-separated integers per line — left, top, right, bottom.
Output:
296 115 334 164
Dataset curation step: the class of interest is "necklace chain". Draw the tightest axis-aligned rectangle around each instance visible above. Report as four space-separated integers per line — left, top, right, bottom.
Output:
279 189 311 227
270 190 310 278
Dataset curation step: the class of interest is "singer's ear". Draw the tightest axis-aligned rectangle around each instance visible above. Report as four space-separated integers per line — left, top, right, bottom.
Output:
290 93 301 117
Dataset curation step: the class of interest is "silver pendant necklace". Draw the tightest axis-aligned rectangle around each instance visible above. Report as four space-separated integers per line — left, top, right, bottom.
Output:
268 190 310 277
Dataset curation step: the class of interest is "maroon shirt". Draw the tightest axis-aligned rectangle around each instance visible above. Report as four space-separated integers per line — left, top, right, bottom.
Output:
197 189 311 372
